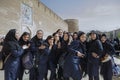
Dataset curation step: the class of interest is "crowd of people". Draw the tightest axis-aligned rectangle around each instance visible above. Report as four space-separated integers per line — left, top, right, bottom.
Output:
0 29 117 80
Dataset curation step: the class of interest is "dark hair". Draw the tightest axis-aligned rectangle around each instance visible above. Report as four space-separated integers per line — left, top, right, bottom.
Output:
56 29 63 33
37 30 43 34
78 31 85 39
89 30 98 36
73 32 78 40
45 35 54 45
4 29 17 42
63 32 71 42
89 30 100 40
52 32 58 36
73 32 78 35
101 34 107 37
53 32 61 43
19 32 30 41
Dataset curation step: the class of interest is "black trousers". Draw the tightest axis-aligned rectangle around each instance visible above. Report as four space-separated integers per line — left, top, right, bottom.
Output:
100 60 113 80
58 66 64 79
45 62 57 80
29 67 38 80
63 58 82 80
88 62 99 80
17 64 24 80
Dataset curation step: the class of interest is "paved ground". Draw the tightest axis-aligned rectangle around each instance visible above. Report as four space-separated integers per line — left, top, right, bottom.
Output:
0 71 94 80
0 70 120 80
0 57 120 80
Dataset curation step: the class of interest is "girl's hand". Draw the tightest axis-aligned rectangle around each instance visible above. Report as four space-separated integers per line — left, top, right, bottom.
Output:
50 42 54 47
58 42 61 48
22 45 29 49
68 36 73 45
92 52 99 58
28 43 30 47
77 52 85 58
39 45 46 49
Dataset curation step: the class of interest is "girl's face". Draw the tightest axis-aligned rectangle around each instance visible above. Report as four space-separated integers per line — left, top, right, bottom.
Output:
91 33 97 40
23 35 30 42
54 34 59 41
48 38 54 44
73 34 78 40
37 31 43 39
101 36 106 43
58 30 63 37
63 34 69 41
15 30 20 40
80 34 86 42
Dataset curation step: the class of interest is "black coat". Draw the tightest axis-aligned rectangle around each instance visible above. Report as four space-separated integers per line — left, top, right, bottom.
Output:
63 40 84 79
30 36 44 54
68 40 86 56
58 40 70 60
87 39 103 63
30 36 49 66
102 41 115 58
19 39 31 54
3 29 23 80
68 40 87 63
48 44 58 64
29 36 49 80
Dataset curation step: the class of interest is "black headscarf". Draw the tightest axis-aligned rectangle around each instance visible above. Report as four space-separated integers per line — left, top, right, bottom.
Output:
89 30 99 40
4 29 17 42
78 31 86 54
32 35 43 42
19 32 30 46
78 31 85 40
3 29 20 54
31 35 44 47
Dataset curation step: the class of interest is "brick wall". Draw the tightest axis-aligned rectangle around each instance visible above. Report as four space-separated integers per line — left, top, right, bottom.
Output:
0 0 68 38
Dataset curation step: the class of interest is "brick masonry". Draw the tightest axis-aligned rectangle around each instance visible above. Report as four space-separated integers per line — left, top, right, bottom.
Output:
0 0 68 38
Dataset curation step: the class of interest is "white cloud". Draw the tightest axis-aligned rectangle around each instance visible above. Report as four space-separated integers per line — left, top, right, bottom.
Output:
41 0 120 32
78 4 120 32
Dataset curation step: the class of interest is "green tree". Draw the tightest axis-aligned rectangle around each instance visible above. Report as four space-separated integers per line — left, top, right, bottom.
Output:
117 32 120 39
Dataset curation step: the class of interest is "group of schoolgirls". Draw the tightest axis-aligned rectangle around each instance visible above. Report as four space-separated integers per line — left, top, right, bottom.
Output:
0 29 115 80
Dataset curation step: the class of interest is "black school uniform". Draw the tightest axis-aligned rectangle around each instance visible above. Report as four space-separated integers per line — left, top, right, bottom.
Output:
63 40 84 80
3 29 23 80
18 38 31 80
87 39 103 80
100 41 115 80
58 40 68 80
47 44 58 80
79 41 87 76
30 36 49 80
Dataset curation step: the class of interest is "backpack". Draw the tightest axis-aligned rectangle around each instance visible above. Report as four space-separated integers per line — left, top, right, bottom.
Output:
111 57 120 76
0 48 11 70
22 52 33 70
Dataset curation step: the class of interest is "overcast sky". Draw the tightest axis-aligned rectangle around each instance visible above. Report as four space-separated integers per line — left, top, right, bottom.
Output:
40 0 120 32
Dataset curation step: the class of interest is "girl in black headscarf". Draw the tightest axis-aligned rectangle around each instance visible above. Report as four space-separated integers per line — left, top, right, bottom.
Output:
72 32 78 41
63 32 86 80
45 35 56 80
18 32 31 80
3 29 23 80
30 30 50 80
77 32 87 77
58 32 72 80
100 34 115 80
87 31 103 80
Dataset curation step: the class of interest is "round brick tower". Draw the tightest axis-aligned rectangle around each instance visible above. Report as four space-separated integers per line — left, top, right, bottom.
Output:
65 19 79 33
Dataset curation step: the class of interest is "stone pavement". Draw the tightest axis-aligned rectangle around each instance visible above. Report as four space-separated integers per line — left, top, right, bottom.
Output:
0 70 96 80
0 57 120 80
0 71 87 80
0 70 118 80
0 70 120 80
